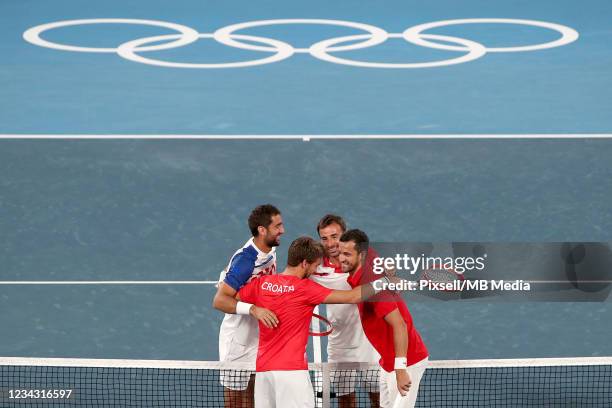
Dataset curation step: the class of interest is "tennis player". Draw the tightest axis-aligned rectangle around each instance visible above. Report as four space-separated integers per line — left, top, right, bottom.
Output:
213 236 392 408
311 214 380 408
215 204 284 408
340 229 429 408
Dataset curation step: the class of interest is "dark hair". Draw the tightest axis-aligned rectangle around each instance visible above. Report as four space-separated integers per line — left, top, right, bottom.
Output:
287 236 325 267
339 229 369 253
317 214 347 234
248 204 281 236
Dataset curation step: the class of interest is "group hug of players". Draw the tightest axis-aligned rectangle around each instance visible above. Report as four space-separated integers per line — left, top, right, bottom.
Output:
213 205 429 408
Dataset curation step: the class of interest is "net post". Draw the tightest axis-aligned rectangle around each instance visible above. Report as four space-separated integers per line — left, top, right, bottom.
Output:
321 363 331 408
312 306 322 361
311 306 324 407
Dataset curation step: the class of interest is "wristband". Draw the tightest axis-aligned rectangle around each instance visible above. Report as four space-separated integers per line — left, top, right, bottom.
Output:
236 301 253 315
394 357 408 370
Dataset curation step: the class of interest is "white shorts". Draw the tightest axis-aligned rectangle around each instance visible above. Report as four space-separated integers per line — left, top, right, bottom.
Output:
379 358 428 408
218 315 258 391
330 368 380 396
255 370 314 408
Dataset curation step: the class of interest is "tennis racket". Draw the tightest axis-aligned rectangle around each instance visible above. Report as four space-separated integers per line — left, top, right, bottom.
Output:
309 312 333 336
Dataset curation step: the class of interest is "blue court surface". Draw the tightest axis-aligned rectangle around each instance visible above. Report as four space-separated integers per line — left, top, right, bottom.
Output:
0 0 611 363
1 0 611 134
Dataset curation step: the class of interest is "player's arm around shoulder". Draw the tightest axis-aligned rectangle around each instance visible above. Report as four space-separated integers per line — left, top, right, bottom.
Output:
322 286 364 304
212 281 278 329
321 275 394 304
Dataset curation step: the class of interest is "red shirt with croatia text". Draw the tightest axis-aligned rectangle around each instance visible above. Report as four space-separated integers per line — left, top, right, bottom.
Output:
348 264 428 372
238 274 333 372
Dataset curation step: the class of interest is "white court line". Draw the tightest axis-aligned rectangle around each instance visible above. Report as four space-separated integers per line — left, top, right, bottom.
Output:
0 281 218 285
1 134 612 140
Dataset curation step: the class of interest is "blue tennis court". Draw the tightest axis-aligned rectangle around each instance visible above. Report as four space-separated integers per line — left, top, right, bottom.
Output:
0 0 611 379
1 0 611 134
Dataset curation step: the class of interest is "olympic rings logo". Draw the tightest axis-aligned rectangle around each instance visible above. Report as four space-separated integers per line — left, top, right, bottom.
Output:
23 18 579 69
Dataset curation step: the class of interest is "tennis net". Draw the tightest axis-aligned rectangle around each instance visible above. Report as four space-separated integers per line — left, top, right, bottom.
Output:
1 356 610 407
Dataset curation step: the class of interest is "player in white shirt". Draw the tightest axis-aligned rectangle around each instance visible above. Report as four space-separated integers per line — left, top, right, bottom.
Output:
215 204 284 408
310 214 380 408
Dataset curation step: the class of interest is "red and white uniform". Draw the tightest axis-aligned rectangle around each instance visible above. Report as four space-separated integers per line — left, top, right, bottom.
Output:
310 257 380 395
239 274 332 408
348 265 429 408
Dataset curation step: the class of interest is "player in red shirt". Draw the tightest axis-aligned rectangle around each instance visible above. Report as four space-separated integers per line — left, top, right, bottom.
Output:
314 214 380 408
213 236 391 408
340 229 429 408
